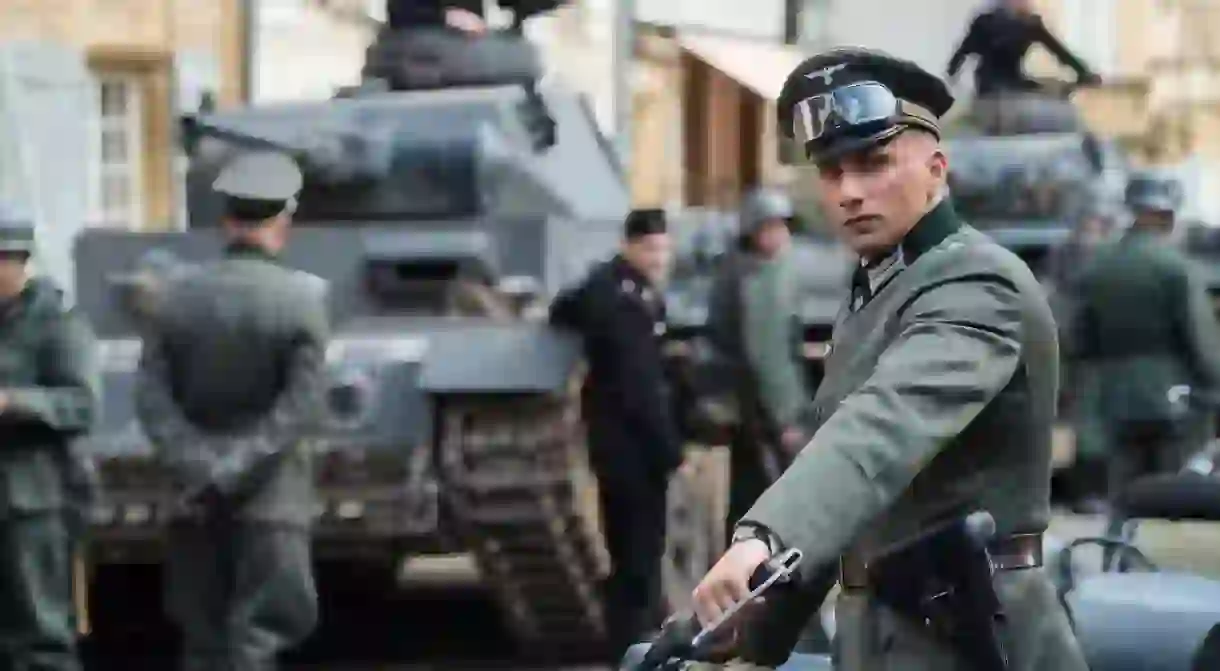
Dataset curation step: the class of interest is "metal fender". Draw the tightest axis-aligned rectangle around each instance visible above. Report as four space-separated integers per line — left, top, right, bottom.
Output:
418 323 583 395
1068 572 1220 671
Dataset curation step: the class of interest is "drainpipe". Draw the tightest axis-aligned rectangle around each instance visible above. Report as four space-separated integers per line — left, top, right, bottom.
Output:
242 0 257 103
612 0 636 172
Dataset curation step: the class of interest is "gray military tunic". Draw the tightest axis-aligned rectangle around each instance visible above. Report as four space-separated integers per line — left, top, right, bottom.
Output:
740 200 1086 670
135 241 330 671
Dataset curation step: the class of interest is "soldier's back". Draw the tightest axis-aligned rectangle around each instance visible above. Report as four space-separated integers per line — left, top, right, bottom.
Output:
1080 236 1186 357
158 255 323 431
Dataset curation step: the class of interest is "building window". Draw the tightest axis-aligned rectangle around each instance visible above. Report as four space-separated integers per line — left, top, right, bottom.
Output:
90 74 145 228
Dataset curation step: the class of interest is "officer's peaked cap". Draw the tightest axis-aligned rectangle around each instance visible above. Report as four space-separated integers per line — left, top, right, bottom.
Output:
213 150 304 221
0 201 35 254
777 47 955 161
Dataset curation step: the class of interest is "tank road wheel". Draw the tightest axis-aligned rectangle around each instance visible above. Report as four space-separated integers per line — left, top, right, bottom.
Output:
436 390 611 662
663 446 729 609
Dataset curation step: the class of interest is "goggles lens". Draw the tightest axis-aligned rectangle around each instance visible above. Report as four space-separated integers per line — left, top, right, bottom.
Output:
791 81 902 147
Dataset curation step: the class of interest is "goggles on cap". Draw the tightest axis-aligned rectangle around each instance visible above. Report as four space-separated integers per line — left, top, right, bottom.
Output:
791 81 939 154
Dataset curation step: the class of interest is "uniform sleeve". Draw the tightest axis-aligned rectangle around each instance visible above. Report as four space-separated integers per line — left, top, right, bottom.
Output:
947 15 984 76
1171 261 1220 390
739 272 1023 567
1069 268 1101 361
742 262 807 427
5 310 99 433
549 282 586 331
135 332 209 449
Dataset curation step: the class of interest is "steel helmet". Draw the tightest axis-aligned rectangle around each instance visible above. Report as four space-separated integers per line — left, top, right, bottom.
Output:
739 187 795 235
1125 172 1184 214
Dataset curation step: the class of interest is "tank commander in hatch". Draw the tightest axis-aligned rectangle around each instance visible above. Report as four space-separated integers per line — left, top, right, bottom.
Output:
135 151 330 671
947 0 1100 97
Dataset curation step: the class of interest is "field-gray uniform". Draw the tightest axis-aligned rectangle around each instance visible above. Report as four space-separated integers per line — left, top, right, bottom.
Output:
135 152 330 671
1074 173 1220 553
706 188 835 662
729 49 1086 670
0 203 100 671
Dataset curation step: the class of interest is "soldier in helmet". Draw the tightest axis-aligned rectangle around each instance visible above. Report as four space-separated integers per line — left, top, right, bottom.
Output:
135 151 331 670
703 187 838 662
690 48 1085 670
0 203 99 671
1073 173 1220 546
707 187 808 525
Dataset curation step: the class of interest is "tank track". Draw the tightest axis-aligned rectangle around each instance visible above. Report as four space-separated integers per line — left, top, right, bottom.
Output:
436 385 611 661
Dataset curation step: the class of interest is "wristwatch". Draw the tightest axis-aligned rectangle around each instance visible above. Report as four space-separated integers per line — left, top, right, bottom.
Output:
731 522 782 555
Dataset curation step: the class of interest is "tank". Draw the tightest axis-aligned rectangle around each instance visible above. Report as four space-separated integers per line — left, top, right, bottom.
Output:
944 92 1128 280
73 28 719 660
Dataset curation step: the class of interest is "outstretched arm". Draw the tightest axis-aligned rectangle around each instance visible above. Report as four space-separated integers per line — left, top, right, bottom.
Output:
948 16 984 77
1034 17 1094 79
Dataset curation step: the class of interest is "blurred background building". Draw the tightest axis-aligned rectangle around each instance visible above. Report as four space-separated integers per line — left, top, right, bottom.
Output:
1031 0 1220 221
4 0 1220 225
1 0 248 231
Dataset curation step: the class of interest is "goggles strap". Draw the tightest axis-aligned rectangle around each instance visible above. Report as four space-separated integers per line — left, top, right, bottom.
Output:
898 100 941 138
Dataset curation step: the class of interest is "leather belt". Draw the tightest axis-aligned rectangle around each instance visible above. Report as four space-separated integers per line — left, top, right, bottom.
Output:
838 532 1043 591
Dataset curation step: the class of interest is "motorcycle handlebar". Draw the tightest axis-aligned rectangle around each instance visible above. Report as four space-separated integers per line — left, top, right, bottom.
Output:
631 548 803 671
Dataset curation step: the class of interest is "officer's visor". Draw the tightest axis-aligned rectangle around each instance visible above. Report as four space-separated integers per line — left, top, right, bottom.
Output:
791 81 939 149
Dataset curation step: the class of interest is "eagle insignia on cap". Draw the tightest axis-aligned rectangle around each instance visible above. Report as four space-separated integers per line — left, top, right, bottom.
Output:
805 63 847 85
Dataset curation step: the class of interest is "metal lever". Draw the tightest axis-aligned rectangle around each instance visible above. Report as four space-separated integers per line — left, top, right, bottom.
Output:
690 548 803 649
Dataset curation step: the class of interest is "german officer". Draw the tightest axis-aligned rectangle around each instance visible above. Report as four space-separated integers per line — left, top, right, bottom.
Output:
0 203 99 671
549 209 683 662
1074 173 1220 541
690 48 1087 670
135 151 330 671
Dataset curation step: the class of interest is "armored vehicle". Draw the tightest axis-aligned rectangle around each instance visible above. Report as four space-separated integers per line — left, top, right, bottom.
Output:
74 28 720 659
945 88 1127 281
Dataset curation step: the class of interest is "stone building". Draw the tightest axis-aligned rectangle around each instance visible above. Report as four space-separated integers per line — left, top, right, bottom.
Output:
2 0 250 230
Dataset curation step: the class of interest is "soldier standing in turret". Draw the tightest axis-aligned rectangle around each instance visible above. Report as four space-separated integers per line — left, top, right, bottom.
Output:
135 152 331 671
0 202 99 671
947 0 1099 96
